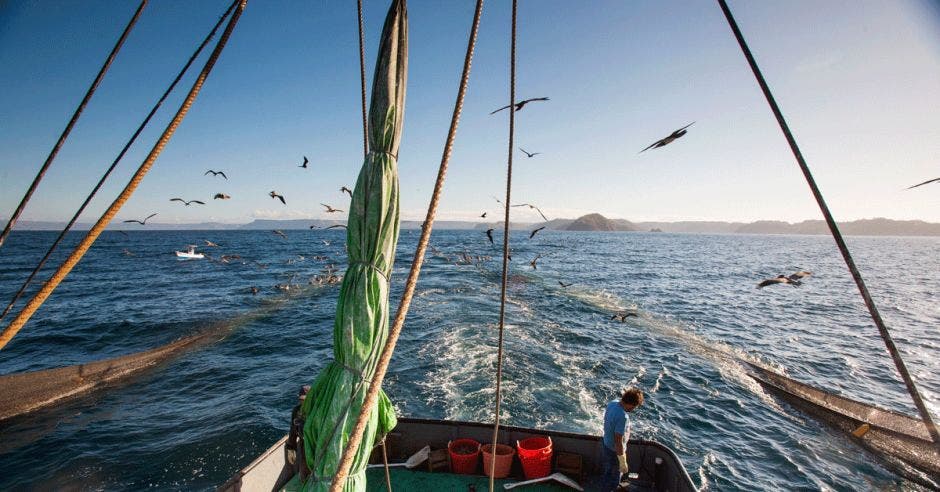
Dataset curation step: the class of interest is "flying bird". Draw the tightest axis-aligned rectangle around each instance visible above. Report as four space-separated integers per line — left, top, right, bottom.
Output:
340 186 353 197
485 228 495 245
756 275 801 289
612 311 638 322
170 198 205 206
123 213 157 225
325 224 348 230
204 240 219 247
205 169 227 179
512 203 549 221
788 270 812 281
490 97 550 115
640 122 695 153
269 191 286 205
529 226 546 239
213 193 230 200
321 203 343 213
299 156 309 168
529 254 542 270
906 177 940 190
558 281 572 288
273 230 288 239
519 148 541 158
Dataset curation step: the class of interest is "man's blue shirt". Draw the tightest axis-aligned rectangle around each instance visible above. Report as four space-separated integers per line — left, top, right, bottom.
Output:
603 400 630 451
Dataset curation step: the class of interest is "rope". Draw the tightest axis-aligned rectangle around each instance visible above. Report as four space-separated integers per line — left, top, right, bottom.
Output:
0 0 248 351
489 1 516 490
716 0 940 449
358 0 370 157
327 1 485 489
0 0 148 250
0 0 238 323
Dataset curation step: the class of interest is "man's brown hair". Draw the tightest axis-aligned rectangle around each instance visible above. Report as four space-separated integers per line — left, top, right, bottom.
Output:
621 387 644 408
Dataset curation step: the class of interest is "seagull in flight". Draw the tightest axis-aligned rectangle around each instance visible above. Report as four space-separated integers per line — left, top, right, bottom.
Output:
558 281 572 288
321 203 343 213
490 97 550 115
907 177 940 190
340 186 353 197
213 193 230 200
205 169 227 179
612 311 638 322
480 212 487 219
756 275 801 289
269 191 286 205
519 148 541 158
299 156 309 168
640 122 695 153
485 228 495 245
512 203 549 221
204 240 220 247
123 213 157 225
170 198 205 206
529 226 546 239
529 254 542 270
325 224 348 230
273 230 288 239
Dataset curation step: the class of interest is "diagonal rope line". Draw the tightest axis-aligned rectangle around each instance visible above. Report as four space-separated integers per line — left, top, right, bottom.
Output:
327 1 485 489
0 0 148 250
490 1 517 490
0 0 238 323
716 0 940 449
358 0 370 157
0 0 248 351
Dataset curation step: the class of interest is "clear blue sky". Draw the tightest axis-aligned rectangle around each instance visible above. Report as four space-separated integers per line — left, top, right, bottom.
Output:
1 0 938 225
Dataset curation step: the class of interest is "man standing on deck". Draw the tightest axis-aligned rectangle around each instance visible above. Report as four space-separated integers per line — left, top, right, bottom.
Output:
602 387 644 491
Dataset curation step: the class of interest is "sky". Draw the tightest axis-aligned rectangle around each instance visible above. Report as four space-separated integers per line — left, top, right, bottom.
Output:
0 0 938 226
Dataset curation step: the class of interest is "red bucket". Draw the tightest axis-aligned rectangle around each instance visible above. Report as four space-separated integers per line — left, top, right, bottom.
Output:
516 436 552 479
448 438 481 475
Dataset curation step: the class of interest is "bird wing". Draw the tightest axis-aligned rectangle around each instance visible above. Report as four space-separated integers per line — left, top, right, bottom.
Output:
326 224 347 229
204 170 213 176
144 213 157 222
277 195 286 205
907 177 940 189
639 139 665 153
489 103 512 115
534 206 548 221
170 198 184 202
522 97 550 103
192 200 205 205
122 219 141 224
756 278 783 288
219 171 227 179
675 122 695 133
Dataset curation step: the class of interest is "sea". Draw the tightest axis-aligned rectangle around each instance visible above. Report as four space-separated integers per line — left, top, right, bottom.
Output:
0 229 937 491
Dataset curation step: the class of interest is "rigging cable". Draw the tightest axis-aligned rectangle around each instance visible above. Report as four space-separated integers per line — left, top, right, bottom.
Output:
0 0 248 351
358 0 370 157
716 0 940 449
0 0 148 250
0 0 239 323
327 0 486 489
489 1 517 491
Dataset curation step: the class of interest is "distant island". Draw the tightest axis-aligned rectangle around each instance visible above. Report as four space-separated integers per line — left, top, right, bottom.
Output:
7 215 940 236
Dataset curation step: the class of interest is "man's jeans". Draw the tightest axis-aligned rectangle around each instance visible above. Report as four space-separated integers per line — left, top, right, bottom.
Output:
601 445 622 492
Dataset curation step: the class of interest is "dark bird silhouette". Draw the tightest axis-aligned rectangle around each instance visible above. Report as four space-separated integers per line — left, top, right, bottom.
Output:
273 230 288 239
204 169 227 179
485 228 495 245
907 177 940 190
269 191 286 205
123 213 157 225
529 254 542 270
204 240 219 247
309 225 318 230
519 148 541 158
321 203 343 213
612 311 638 322
325 224 347 230
640 122 695 153
490 97 550 115
170 198 205 206
788 270 812 281
529 226 546 239
340 186 353 197
558 281 572 288
213 193 230 200
480 212 487 218
757 275 801 289
299 156 309 168
512 203 549 221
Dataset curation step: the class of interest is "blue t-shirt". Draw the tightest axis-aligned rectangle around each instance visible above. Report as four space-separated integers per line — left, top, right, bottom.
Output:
603 400 631 451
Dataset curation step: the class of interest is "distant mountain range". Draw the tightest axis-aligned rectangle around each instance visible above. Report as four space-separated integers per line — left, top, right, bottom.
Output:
7 215 940 236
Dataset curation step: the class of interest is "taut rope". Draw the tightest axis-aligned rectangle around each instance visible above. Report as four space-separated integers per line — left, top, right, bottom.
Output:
716 0 940 449
0 0 148 250
327 1 485 489
0 0 248 351
358 0 370 157
489 1 517 490
0 0 238 323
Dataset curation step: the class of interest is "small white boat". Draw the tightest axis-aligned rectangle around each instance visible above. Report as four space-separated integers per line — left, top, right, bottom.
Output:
175 245 205 260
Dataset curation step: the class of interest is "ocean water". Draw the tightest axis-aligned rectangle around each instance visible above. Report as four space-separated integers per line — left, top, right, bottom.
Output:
0 229 937 490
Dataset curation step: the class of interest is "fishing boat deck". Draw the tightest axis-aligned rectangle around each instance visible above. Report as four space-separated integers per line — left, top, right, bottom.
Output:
282 469 580 491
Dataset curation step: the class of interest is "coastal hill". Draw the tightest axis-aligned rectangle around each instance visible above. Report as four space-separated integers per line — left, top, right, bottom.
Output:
8 216 940 236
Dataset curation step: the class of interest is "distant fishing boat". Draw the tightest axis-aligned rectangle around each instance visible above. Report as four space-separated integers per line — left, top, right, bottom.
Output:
175 245 204 260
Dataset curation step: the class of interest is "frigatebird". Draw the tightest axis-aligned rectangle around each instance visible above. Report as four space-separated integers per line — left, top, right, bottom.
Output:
640 122 695 153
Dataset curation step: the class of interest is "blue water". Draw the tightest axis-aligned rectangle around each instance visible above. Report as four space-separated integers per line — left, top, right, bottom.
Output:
0 230 937 490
